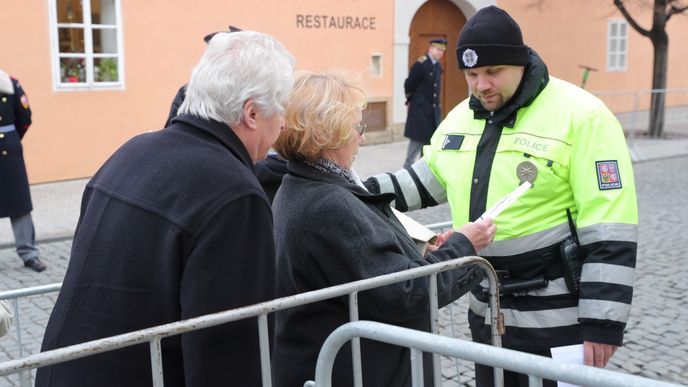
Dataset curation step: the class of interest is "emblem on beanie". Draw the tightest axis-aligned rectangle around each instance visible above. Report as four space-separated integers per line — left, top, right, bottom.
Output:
462 49 478 68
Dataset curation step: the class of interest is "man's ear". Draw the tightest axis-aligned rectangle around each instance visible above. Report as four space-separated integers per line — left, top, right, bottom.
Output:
242 99 258 131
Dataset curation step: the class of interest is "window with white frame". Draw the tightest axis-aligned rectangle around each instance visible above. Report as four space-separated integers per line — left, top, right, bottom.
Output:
607 20 628 72
49 0 124 89
370 54 383 77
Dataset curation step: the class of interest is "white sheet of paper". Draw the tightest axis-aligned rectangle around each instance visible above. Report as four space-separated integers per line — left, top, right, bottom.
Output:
480 181 532 220
390 208 438 255
391 208 436 243
550 344 584 387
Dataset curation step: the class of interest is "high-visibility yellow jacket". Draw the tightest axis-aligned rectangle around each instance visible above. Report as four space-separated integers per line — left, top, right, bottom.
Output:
369 58 637 349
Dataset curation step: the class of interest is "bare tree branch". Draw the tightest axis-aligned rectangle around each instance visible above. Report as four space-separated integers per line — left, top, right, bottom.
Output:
614 0 652 36
667 3 688 21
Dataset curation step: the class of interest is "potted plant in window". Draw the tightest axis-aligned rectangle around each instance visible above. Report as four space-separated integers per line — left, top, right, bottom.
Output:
62 59 84 83
97 59 118 82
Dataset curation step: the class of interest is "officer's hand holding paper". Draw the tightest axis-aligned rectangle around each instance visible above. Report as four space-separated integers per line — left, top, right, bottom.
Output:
457 216 495 252
480 181 532 221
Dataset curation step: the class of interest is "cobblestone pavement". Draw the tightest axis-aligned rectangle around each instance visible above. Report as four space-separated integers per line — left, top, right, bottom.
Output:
1 155 687 386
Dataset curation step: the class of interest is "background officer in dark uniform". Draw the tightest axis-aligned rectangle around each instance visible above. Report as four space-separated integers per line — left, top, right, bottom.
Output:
403 38 446 168
0 69 46 272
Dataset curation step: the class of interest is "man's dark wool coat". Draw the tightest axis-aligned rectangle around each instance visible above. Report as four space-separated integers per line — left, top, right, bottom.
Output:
271 160 484 387
36 115 276 387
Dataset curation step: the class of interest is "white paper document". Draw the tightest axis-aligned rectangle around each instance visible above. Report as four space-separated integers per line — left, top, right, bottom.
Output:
550 344 584 387
480 181 532 220
391 208 437 255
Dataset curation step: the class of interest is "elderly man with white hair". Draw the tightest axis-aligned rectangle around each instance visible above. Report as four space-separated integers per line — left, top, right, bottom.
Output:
37 31 295 387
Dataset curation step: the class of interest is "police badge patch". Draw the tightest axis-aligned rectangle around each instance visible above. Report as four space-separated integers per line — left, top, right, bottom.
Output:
596 160 622 190
442 134 464 150
462 49 478 68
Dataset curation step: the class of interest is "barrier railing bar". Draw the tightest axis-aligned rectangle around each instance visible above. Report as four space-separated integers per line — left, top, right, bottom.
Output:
0 256 497 379
424 221 452 233
149 339 164 387
348 291 363 387
0 283 62 300
410 347 424 386
258 314 272 387
312 321 685 387
593 88 688 96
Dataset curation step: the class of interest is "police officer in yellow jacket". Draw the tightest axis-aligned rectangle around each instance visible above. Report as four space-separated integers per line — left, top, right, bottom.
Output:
0 69 46 272
367 6 637 387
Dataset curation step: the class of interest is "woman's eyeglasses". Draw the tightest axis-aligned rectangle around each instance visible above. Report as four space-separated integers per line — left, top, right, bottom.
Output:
353 122 367 136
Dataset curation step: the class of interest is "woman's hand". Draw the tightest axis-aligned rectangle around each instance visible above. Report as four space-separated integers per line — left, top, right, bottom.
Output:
425 229 455 253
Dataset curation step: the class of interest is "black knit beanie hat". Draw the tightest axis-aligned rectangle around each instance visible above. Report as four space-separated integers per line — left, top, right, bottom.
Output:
456 6 530 69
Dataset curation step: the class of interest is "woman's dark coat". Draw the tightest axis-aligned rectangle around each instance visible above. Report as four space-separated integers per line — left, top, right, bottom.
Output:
271 160 483 387
0 76 33 218
36 115 276 387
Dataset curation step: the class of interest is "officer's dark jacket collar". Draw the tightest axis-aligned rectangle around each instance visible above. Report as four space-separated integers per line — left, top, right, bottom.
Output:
287 159 396 205
171 114 255 171
469 48 549 128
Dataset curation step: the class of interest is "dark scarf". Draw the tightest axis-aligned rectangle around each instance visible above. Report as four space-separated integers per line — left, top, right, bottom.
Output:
306 158 355 185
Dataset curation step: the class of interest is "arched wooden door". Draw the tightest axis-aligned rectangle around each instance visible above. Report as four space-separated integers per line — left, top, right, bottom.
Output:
409 0 467 118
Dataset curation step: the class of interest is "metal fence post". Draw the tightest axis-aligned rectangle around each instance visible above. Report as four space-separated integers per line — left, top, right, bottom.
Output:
149 339 164 387
12 298 30 387
348 291 363 387
258 314 272 387
428 274 441 387
410 347 424 386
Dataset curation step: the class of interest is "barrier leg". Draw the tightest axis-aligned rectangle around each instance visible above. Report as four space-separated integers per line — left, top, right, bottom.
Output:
258 314 272 387
349 292 363 387
410 348 424 386
528 374 543 386
149 338 164 387
428 274 441 387
12 298 31 387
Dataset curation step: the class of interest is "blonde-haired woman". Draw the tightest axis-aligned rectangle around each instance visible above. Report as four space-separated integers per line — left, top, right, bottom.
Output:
270 71 496 387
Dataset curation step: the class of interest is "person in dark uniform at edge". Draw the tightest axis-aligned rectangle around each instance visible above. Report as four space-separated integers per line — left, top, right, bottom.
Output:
0 68 46 272
402 38 447 168
165 25 287 202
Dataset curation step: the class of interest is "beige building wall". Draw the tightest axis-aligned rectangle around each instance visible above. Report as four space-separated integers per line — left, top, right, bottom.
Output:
2 1 394 184
2 1 687 183
506 1 688 92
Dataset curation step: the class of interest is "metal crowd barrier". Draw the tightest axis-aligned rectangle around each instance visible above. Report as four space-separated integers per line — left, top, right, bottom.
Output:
594 88 688 141
0 256 501 387
425 220 453 233
307 321 685 387
0 282 62 387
